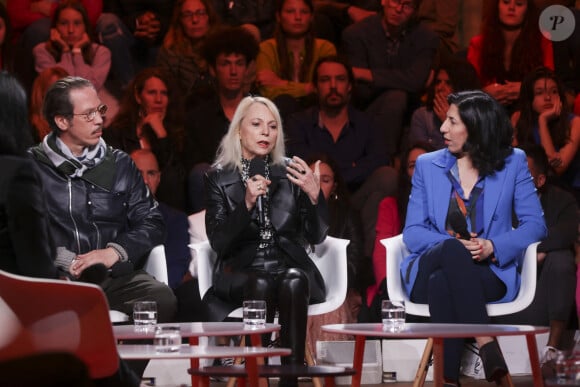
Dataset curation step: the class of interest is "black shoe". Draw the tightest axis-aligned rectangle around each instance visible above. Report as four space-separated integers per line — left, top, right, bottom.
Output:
479 340 508 382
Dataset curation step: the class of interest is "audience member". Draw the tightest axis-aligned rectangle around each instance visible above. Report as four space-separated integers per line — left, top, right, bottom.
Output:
7 0 101 92
32 1 117 125
403 90 546 384
285 55 397 258
467 0 553 109
0 3 14 72
95 0 175 88
158 0 219 107
256 0 336 117
361 141 435 322
29 66 69 142
28 76 177 324
130 149 204 323
312 0 381 46
406 57 480 151
211 0 276 41
512 67 580 198
306 154 371 349
186 25 259 213
495 144 577 372
204 96 327 387
105 67 192 212
342 0 439 157
415 0 459 61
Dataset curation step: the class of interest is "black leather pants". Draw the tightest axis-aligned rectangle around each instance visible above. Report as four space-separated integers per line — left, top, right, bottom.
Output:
245 268 310 386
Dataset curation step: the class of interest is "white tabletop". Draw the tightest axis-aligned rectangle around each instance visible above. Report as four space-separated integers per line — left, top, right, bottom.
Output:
117 344 291 360
114 322 280 340
322 323 549 338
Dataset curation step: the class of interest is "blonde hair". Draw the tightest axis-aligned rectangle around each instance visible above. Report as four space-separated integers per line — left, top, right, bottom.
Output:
213 96 286 171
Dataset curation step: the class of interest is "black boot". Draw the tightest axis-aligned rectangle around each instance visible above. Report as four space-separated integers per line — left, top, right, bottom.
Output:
479 340 508 382
278 269 309 387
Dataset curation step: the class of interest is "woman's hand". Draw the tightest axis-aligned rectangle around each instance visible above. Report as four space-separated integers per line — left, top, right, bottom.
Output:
538 99 562 125
433 92 449 123
245 174 271 210
139 112 167 139
457 233 495 262
50 28 69 52
287 156 321 204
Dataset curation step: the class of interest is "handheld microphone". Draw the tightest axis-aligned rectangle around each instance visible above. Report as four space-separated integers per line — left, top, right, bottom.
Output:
249 158 266 225
449 212 471 240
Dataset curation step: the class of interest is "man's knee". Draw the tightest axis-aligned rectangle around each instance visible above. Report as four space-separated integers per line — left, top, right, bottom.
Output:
149 282 178 322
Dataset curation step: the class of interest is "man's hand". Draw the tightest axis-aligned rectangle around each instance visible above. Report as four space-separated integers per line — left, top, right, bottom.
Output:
70 247 119 277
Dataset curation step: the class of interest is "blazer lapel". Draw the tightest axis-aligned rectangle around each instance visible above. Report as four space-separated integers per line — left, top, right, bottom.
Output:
432 151 453 233
483 167 507 238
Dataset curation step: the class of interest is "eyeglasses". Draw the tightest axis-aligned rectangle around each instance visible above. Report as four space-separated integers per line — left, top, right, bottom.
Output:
389 0 416 12
72 104 108 122
180 10 208 20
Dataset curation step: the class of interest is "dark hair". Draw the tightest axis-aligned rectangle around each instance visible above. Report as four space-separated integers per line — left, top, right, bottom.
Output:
515 66 571 149
425 57 480 110
448 90 513 176
479 0 543 85
203 26 259 67
0 3 14 72
398 141 435 226
0 72 33 155
519 143 550 176
312 55 354 86
47 1 95 65
110 67 185 152
274 0 315 82
43 76 94 134
163 0 219 54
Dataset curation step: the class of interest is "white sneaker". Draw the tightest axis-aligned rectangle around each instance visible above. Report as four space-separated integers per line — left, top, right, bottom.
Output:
540 346 558 365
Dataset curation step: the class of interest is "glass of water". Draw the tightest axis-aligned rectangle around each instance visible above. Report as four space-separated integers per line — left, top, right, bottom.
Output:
154 325 182 352
382 300 405 332
133 301 157 331
243 300 267 329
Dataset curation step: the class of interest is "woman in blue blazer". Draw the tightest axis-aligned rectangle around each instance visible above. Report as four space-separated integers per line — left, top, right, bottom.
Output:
402 90 546 385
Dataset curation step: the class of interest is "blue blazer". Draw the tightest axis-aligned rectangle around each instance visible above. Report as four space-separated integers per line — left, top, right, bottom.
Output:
402 148 547 303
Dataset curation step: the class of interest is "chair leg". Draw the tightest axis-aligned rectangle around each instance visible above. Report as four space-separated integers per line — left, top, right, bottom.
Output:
413 338 433 387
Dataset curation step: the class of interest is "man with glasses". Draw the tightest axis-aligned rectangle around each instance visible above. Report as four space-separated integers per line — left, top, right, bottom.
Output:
29 76 177 326
342 0 438 159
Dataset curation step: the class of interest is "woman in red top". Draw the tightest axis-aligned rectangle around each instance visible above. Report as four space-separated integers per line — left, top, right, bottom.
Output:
467 0 553 108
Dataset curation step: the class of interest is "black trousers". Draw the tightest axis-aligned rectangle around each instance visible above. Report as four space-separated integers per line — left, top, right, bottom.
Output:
410 239 506 380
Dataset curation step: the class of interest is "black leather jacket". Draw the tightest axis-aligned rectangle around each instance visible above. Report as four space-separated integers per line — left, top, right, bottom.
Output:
204 162 329 302
29 144 165 270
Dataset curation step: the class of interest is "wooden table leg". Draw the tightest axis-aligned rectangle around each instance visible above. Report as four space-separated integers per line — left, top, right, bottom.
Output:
432 338 444 387
189 337 200 387
413 338 433 387
525 333 544 387
351 335 367 387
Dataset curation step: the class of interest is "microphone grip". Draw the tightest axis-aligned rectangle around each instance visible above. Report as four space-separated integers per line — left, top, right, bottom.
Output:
256 195 264 225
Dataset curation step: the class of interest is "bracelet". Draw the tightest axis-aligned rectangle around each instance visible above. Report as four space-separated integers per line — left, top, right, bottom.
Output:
72 47 82 54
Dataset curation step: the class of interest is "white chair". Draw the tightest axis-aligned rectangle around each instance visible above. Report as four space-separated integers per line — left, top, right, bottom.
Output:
109 244 169 323
190 235 350 319
381 234 539 386
0 269 119 380
382 234 539 317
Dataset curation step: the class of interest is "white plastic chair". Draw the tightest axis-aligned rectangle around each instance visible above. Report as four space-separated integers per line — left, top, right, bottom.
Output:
381 234 539 386
381 234 539 317
190 236 349 319
0 269 119 379
109 244 169 323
